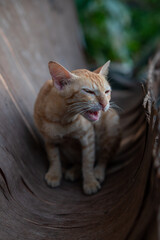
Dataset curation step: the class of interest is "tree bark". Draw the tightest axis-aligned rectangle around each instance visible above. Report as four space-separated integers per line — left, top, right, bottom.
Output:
0 0 159 239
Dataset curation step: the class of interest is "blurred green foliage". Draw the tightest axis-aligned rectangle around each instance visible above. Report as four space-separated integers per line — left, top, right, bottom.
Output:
75 0 160 66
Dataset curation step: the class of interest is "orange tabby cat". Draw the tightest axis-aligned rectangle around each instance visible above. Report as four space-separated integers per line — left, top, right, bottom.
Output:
34 61 120 195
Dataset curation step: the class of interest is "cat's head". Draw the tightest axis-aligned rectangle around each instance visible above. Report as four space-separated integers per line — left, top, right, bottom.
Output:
48 61 111 122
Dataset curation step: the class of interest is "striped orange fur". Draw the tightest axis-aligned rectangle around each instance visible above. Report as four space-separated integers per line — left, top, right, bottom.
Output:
34 61 121 194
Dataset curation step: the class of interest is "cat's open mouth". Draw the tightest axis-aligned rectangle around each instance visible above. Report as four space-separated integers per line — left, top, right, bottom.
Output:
84 110 101 122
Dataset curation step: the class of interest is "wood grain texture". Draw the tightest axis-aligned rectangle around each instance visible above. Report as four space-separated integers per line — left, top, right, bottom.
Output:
0 0 159 239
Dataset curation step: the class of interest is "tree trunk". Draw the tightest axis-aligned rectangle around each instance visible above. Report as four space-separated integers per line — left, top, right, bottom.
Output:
0 0 159 239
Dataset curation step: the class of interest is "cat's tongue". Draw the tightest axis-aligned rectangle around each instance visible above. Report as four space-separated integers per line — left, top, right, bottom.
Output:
87 110 100 121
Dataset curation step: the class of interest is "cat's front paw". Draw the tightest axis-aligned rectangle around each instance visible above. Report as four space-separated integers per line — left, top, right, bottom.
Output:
45 171 61 188
94 166 105 183
83 177 101 195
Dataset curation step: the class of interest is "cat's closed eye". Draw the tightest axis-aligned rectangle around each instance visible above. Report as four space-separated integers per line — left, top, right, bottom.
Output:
105 89 110 94
83 89 95 95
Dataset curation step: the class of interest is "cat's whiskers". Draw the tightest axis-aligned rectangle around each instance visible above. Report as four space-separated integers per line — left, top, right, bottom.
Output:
67 101 90 112
65 103 87 119
67 106 101 120
67 105 88 114
109 101 123 112
66 101 100 119
67 101 88 107
67 101 120 118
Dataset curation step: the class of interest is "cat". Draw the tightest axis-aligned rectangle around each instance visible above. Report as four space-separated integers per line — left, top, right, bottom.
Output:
34 61 121 195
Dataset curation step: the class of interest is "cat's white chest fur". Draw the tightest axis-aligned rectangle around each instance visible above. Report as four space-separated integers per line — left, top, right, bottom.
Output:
42 115 91 141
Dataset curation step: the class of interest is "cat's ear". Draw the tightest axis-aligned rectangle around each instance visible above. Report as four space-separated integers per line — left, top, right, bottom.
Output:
94 60 110 77
48 61 74 90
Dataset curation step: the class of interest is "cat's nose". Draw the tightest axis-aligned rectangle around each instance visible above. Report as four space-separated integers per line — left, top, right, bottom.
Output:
99 102 107 111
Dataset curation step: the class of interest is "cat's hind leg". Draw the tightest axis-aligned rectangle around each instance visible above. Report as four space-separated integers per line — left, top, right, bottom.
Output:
64 164 81 182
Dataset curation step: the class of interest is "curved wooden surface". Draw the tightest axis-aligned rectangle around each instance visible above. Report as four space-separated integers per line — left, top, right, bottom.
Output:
0 1 159 239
